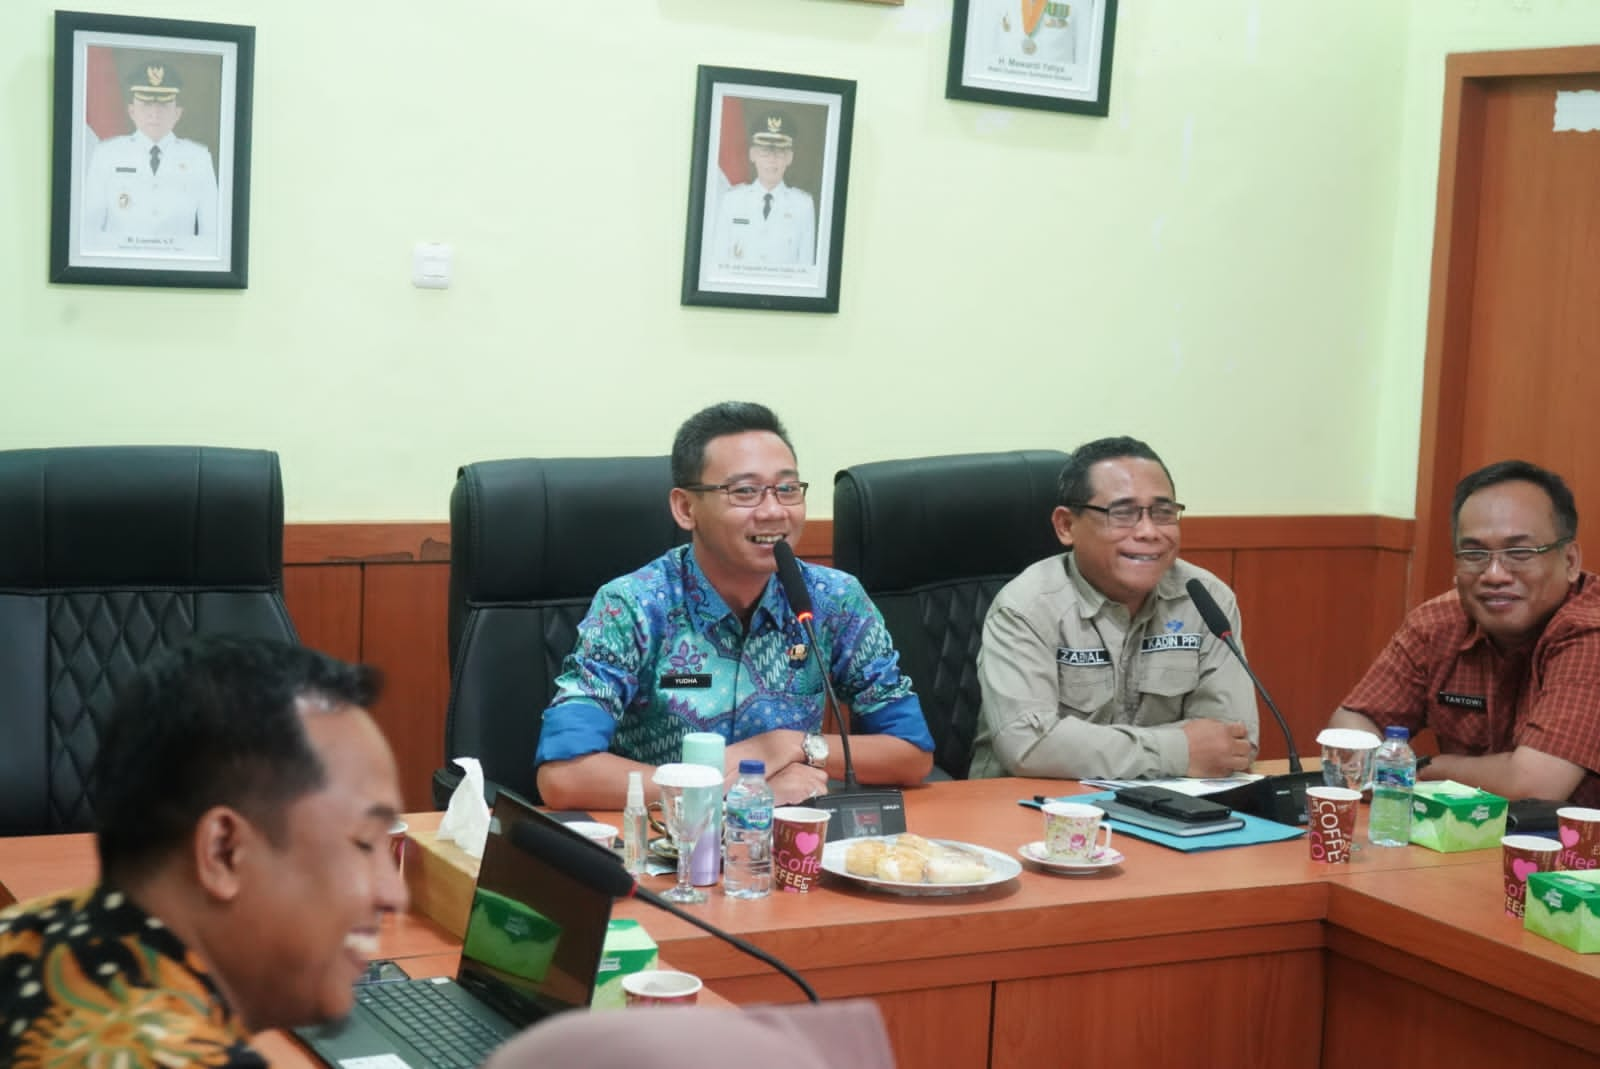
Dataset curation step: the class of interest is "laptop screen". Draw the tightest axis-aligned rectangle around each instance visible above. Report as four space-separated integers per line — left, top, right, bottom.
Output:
453 793 615 1026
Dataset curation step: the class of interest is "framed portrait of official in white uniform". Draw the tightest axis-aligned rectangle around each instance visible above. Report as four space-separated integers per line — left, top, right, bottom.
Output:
946 0 1118 117
50 11 255 288
680 66 856 314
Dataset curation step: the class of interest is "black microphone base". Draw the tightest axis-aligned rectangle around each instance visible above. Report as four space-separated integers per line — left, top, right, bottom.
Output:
1207 771 1324 827
812 787 907 840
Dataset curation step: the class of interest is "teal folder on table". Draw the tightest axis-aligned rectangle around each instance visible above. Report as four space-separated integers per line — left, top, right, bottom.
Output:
1025 791 1306 853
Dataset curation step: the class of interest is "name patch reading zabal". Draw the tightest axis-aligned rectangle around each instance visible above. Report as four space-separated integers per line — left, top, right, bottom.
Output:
1057 647 1110 666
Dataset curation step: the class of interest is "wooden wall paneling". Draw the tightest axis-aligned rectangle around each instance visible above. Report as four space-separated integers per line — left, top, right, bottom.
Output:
284 523 451 564
992 951 1323 1067
282 564 363 663
792 522 832 568
1183 515 1412 553
280 516 1413 800
361 562 452 811
1229 548 1409 762
1181 549 1234 587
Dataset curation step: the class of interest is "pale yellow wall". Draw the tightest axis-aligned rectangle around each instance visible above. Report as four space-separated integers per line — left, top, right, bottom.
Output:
1 1 1581 524
1374 0 1600 516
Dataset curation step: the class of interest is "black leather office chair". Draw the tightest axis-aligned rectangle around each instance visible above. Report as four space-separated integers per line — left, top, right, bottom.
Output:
434 457 686 807
0 445 297 835
833 450 1069 779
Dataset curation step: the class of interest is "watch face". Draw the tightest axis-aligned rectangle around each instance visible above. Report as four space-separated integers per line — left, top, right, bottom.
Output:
804 734 828 765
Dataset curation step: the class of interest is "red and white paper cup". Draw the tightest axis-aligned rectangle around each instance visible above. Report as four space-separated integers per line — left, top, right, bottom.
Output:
1502 834 1562 917
623 970 702 1007
772 806 830 893
1557 807 1600 871
1305 787 1360 864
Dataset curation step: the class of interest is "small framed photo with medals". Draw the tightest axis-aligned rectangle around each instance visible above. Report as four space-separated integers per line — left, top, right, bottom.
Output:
946 0 1119 117
680 66 856 314
49 10 255 288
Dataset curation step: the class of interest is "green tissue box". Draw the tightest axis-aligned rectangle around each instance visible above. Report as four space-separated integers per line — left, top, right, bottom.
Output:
592 919 659 1010
1525 869 1600 952
1407 781 1507 852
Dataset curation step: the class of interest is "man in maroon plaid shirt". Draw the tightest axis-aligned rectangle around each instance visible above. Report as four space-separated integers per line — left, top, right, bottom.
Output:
1330 460 1600 807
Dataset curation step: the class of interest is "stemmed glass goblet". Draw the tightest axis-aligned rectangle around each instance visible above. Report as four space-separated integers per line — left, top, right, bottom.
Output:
652 763 723 904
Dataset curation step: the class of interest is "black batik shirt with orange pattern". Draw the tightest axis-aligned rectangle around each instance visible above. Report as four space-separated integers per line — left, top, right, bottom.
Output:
0 885 263 1069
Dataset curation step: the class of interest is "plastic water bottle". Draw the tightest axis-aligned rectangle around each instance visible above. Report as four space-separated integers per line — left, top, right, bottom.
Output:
622 771 649 876
723 760 774 899
1369 726 1416 847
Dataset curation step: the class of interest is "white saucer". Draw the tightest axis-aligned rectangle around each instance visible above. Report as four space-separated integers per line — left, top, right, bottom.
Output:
1018 841 1125 875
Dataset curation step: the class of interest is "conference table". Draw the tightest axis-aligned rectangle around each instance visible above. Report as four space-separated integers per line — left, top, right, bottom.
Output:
4 777 1598 1068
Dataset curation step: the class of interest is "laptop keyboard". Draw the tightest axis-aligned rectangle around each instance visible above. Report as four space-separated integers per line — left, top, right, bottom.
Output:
356 981 506 1069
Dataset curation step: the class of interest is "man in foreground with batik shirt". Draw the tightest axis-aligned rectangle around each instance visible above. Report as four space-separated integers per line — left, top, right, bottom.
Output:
0 637 408 1067
536 401 933 810
1331 460 1600 805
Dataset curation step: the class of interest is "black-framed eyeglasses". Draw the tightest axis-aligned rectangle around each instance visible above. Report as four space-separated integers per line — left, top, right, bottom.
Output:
1072 502 1186 528
1453 538 1571 574
681 481 809 508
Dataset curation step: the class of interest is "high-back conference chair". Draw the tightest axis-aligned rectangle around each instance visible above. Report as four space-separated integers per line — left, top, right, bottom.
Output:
436 457 685 806
0 446 297 835
833 450 1069 779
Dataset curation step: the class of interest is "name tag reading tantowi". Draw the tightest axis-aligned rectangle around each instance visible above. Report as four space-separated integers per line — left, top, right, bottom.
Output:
660 674 713 689
1437 691 1487 711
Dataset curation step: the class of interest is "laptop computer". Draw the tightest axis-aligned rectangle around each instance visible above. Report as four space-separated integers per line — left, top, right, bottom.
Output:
295 794 616 1068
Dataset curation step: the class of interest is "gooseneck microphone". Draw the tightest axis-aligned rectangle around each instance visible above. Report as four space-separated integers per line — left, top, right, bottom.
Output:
1185 578 1303 775
1184 578 1321 826
772 539 907 839
773 539 857 787
510 817 819 1003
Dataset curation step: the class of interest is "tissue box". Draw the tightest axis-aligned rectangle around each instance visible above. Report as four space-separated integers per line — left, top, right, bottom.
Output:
1407 781 1507 852
592 919 659 1010
1524 869 1600 952
405 827 479 938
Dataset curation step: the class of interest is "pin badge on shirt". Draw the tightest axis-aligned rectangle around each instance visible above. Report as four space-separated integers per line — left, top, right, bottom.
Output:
787 644 808 665
1165 619 1183 633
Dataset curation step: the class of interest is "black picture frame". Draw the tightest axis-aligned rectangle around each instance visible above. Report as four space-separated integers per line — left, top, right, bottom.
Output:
50 10 255 288
946 0 1118 117
680 65 856 314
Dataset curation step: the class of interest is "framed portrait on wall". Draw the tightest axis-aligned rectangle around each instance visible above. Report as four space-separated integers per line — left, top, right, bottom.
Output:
946 0 1118 116
49 10 255 288
680 66 856 314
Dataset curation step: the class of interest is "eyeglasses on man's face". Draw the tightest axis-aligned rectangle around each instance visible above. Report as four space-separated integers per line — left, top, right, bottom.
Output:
1452 538 1571 574
682 481 809 508
1073 502 1186 528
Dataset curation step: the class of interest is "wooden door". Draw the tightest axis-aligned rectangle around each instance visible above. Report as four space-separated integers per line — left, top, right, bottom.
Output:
1415 48 1600 603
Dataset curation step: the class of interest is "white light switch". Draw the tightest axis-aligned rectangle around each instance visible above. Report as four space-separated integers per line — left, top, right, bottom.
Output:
412 242 453 289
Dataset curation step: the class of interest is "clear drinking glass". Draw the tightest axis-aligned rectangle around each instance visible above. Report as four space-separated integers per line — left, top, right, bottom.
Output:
651 763 723 904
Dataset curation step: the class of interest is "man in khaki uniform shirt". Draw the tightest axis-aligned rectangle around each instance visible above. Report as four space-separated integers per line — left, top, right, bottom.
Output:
969 437 1259 780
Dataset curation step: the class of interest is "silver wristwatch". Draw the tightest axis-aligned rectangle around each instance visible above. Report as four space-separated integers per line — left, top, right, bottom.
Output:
802 732 829 769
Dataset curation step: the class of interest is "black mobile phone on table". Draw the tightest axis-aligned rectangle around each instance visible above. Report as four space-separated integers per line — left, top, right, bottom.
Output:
1115 785 1233 824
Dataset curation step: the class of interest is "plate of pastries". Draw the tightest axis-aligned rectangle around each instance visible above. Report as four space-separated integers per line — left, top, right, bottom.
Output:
821 833 1022 896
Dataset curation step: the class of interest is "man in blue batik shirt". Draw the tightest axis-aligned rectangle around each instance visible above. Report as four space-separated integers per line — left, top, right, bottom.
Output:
536 402 934 810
